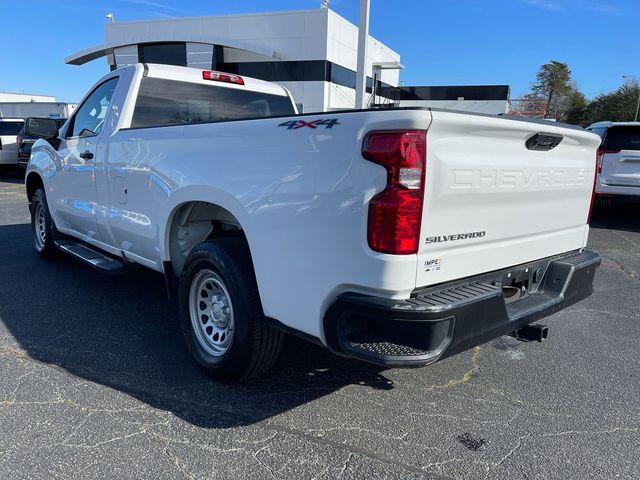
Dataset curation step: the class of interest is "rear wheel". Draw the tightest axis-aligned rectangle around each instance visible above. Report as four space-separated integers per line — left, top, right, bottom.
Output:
30 188 58 259
178 237 283 382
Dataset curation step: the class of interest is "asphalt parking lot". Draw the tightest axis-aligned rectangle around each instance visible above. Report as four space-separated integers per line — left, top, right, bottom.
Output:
1 169 639 479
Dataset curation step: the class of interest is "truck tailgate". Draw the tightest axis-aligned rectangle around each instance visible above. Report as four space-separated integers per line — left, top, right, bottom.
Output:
417 110 600 288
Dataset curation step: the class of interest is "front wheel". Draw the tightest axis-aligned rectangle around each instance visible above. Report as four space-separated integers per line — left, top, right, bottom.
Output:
31 188 58 259
178 237 283 382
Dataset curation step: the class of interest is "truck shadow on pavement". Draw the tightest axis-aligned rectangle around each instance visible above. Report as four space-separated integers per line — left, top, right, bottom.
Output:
0 168 24 185
0 223 393 429
590 203 640 233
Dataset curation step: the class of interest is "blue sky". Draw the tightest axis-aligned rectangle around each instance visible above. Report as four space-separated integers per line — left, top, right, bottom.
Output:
1 0 638 102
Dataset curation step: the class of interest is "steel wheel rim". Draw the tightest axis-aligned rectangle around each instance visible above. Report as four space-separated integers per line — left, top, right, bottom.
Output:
34 202 46 250
189 269 234 357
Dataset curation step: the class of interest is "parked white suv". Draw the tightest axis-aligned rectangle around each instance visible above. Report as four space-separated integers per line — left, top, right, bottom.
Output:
0 118 25 174
587 121 640 202
24 64 601 381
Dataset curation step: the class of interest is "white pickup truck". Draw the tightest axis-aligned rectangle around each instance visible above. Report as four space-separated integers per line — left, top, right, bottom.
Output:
25 64 601 381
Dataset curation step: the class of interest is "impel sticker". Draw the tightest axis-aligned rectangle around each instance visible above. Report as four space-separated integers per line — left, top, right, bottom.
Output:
424 257 443 272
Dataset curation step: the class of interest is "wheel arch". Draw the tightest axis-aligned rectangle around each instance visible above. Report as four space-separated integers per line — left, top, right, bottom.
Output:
25 171 44 204
164 199 251 277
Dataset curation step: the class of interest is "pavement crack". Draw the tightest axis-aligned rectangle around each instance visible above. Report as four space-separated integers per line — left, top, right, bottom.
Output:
61 430 147 449
252 445 279 480
337 452 353 478
407 411 508 426
305 426 408 442
602 254 639 281
427 347 481 391
610 231 640 252
236 431 279 445
486 425 640 477
422 458 466 471
491 433 530 474
263 423 451 478
1 396 152 415
543 426 640 437
164 441 198 480
566 307 640 319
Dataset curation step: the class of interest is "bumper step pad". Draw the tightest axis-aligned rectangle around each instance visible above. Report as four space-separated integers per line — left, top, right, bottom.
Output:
324 250 600 367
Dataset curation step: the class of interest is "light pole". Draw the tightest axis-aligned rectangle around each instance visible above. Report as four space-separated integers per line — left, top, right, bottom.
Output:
355 0 371 109
622 75 640 122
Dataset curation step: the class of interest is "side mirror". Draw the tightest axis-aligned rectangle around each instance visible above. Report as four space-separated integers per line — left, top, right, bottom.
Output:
25 117 59 140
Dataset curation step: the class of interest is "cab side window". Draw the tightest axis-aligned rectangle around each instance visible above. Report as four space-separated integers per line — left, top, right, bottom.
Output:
68 78 119 138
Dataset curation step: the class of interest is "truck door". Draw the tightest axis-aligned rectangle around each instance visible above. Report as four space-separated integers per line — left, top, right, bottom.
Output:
51 77 119 240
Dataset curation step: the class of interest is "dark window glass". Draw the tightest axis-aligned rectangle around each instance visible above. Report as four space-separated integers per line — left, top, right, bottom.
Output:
605 126 640 151
218 60 328 83
329 63 356 90
390 85 510 101
17 119 64 137
131 77 295 128
216 60 394 99
139 43 187 67
0 121 24 135
69 78 118 138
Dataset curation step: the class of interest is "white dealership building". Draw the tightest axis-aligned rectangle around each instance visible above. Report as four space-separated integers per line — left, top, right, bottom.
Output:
66 7 509 114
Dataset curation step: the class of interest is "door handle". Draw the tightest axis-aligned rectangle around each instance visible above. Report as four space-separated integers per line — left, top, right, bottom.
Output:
79 150 94 160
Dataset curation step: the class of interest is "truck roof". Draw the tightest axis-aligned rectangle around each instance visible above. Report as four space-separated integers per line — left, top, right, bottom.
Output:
587 121 640 128
140 63 290 98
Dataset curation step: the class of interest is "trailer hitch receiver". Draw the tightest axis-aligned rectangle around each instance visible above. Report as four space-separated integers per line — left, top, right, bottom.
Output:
511 324 549 343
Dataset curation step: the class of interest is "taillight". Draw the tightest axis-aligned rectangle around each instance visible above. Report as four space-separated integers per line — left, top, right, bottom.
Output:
202 70 244 85
16 135 21 147
587 149 599 224
363 130 426 254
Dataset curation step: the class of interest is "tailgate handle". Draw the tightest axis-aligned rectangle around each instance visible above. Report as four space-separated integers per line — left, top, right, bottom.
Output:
525 132 563 151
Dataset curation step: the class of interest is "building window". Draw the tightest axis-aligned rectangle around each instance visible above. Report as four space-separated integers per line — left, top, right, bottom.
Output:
218 60 328 83
329 63 356 90
138 43 187 67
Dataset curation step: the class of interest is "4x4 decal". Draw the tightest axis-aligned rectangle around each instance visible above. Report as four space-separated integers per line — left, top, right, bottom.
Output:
278 119 340 129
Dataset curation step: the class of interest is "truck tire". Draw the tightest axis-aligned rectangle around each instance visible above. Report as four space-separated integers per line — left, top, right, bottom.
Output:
31 188 58 260
178 237 283 382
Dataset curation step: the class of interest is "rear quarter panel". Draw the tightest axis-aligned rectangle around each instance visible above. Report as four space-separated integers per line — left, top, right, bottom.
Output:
106 109 432 340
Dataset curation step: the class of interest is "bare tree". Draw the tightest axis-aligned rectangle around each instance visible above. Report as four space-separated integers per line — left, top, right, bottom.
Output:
531 61 575 120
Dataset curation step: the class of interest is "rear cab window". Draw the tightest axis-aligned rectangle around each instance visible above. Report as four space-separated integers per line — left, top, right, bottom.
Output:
604 126 640 151
131 77 295 128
